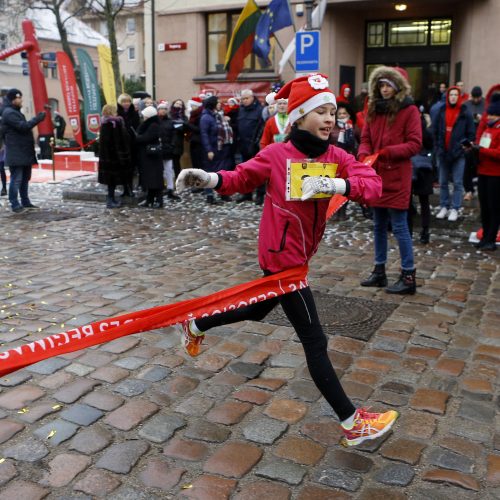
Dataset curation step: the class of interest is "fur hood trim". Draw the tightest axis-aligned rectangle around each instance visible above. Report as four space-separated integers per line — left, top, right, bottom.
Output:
368 66 411 103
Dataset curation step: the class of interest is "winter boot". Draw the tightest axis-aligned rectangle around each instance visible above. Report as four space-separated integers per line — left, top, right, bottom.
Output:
166 189 181 201
386 269 416 295
419 227 430 244
106 196 119 208
360 264 388 287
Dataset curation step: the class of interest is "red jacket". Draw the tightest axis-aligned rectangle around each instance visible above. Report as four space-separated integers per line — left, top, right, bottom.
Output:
260 114 289 149
476 84 500 142
478 120 500 176
358 104 422 209
217 142 382 273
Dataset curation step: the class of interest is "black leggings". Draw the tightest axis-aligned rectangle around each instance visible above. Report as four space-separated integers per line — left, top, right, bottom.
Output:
0 161 6 189
195 286 356 421
478 175 500 244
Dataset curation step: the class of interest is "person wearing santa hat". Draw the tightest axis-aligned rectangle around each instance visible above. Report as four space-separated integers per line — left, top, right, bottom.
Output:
175 73 399 447
186 97 204 175
260 97 289 149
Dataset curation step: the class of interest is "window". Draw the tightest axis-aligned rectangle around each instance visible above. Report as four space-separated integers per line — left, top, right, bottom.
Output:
366 23 385 48
430 19 451 45
126 17 136 34
50 65 57 79
0 32 7 51
388 20 428 47
127 46 136 61
206 12 274 75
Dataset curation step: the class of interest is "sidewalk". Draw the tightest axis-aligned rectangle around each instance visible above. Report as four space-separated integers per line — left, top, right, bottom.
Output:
0 177 498 499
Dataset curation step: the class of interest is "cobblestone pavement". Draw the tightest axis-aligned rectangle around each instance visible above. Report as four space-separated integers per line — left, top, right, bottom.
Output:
0 175 498 499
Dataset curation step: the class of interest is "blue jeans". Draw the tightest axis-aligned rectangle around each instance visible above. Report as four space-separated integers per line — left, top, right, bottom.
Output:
439 156 465 210
8 165 32 209
373 207 415 270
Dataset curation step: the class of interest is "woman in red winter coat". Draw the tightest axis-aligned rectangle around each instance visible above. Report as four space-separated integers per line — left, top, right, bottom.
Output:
358 66 422 294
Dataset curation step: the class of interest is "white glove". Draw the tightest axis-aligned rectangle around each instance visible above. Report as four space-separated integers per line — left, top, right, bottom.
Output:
176 169 219 191
301 176 347 201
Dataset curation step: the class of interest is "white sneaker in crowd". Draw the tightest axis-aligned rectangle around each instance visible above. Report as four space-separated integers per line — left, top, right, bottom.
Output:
436 207 448 219
448 208 458 222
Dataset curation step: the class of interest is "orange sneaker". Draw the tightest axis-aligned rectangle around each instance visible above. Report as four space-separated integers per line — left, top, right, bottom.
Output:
180 320 205 357
340 407 399 447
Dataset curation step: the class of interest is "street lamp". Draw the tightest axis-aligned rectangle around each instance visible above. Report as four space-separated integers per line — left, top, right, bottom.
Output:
304 0 314 30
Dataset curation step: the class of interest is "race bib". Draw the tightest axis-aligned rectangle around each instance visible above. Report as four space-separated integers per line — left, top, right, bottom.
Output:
479 132 492 149
286 160 338 201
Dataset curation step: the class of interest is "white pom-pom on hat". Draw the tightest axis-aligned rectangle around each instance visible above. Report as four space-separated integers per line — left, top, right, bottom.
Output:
266 92 277 105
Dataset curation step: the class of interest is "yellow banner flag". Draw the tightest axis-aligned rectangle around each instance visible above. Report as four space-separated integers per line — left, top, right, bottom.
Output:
97 44 116 105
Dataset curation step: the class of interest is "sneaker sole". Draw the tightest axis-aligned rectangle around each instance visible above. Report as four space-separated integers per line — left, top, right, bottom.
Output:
340 411 400 447
177 323 203 357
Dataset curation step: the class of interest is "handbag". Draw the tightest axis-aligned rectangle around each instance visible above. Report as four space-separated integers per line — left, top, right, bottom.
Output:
146 139 162 157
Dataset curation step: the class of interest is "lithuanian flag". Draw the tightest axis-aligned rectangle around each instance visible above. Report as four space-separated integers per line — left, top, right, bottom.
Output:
224 0 261 81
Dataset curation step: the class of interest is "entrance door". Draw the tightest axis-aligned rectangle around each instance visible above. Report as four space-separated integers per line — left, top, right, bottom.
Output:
339 65 356 97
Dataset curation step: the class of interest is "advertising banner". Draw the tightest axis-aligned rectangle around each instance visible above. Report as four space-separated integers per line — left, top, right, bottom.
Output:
97 44 116 105
76 48 101 139
56 51 83 147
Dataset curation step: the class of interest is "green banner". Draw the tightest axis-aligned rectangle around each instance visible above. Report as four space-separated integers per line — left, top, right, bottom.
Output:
76 48 101 140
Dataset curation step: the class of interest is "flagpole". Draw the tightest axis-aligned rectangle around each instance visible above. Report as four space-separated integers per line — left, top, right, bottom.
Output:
286 0 297 32
274 35 295 73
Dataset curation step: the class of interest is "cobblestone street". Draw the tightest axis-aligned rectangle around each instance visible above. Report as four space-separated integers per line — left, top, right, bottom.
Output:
0 175 498 499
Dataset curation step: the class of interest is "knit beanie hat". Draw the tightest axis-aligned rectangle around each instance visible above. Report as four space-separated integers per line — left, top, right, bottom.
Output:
266 73 336 125
487 94 500 116
141 106 158 119
471 86 483 98
204 95 218 111
6 88 22 102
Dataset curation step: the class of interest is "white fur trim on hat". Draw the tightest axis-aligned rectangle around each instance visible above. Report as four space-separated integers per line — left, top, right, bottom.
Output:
188 99 202 109
266 92 277 105
141 106 158 119
288 92 337 125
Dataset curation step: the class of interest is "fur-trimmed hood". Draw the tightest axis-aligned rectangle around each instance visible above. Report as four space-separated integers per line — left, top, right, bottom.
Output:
368 66 412 103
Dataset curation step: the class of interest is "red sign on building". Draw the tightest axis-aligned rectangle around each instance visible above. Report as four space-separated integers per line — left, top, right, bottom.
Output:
158 42 188 52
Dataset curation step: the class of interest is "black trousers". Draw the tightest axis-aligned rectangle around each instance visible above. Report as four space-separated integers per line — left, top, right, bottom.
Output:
408 194 431 235
195 286 356 421
478 175 500 244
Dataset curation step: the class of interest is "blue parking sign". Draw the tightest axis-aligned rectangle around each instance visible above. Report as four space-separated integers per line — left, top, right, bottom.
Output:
295 31 320 72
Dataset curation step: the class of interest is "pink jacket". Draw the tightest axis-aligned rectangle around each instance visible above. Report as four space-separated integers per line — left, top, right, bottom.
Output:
217 141 382 273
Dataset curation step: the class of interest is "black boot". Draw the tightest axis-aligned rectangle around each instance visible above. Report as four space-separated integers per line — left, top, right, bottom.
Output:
360 264 387 287
419 227 430 244
386 269 416 295
166 189 181 201
106 196 120 208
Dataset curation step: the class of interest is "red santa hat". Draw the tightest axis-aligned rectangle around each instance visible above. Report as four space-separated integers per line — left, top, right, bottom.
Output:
188 96 203 109
266 73 336 125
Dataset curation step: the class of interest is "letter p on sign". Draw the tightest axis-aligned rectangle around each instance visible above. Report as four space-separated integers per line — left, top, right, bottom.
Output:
295 31 320 72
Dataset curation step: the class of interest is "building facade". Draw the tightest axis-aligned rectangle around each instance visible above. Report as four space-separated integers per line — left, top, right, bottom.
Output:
0 7 107 138
149 0 500 105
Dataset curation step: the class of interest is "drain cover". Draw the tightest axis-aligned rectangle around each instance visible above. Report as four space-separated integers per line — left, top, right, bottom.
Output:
264 292 397 341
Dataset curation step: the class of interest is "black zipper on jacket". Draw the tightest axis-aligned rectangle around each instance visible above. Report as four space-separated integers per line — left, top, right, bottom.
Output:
269 221 289 253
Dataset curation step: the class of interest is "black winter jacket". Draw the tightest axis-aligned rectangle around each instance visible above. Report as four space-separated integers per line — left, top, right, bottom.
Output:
98 117 132 186
1 104 43 167
237 99 263 159
135 116 164 189
435 103 475 162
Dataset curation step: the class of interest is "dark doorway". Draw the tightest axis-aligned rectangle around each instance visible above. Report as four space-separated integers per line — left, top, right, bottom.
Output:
339 65 356 97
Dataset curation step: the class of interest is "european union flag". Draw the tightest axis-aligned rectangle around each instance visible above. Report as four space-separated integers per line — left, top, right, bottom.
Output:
253 0 293 64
